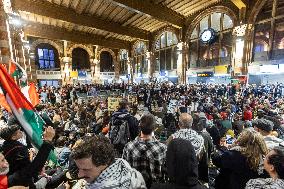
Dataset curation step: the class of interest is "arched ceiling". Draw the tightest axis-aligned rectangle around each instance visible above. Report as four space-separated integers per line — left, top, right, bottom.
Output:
11 0 244 49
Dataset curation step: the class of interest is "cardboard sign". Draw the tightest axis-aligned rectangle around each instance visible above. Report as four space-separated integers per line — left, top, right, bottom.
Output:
108 97 122 112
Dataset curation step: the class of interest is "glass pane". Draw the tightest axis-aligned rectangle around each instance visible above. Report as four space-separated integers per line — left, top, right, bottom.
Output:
38 49 44 59
49 50 54 60
155 38 160 49
161 33 166 48
44 60 49 68
172 33 178 45
166 48 172 70
191 26 198 39
167 32 172 46
155 51 160 71
254 22 270 61
277 0 284 16
43 49 49 59
200 16 209 33
39 60 44 69
199 43 208 67
223 14 233 30
211 12 221 31
189 41 198 68
172 47 177 69
221 32 232 65
50 61 55 68
272 18 284 60
160 49 165 71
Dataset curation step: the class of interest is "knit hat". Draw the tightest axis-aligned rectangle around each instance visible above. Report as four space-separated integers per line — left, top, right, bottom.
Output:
252 119 274 132
0 124 20 140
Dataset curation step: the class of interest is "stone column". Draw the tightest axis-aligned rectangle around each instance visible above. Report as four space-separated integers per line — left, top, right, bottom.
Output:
0 0 11 64
176 42 183 84
232 24 253 75
62 57 71 85
114 55 120 82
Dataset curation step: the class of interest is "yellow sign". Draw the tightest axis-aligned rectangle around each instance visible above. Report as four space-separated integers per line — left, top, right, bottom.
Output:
215 65 228 74
70 71 78 78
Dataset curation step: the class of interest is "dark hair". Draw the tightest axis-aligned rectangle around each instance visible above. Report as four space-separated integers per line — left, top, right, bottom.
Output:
71 136 115 167
118 98 128 110
268 146 284 179
140 113 156 135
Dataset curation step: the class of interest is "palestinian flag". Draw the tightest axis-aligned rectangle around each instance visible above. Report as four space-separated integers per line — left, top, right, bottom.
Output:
0 87 11 112
21 82 40 107
8 60 23 78
0 64 56 163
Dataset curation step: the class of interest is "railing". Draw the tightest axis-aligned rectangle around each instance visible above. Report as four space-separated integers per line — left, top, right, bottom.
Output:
100 72 115 76
36 70 61 75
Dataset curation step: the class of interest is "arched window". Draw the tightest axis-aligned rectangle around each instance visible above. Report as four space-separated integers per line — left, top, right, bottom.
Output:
100 51 114 72
188 12 234 68
120 49 128 75
36 43 60 70
133 41 147 76
254 0 284 61
154 31 178 72
72 48 90 70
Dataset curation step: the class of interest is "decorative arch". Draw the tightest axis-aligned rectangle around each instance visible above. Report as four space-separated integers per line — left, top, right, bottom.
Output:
97 48 116 60
254 39 269 52
152 26 180 51
185 6 238 41
132 40 148 55
248 0 268 24
67 44 93 58
31 39 63 55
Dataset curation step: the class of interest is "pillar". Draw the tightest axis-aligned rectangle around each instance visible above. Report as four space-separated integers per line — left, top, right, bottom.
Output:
62 56 71 85
0 0 11 64
114 55 120 82
232 24 253 75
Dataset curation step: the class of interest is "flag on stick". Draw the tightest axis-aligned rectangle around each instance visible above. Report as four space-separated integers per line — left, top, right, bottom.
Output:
0 64 56 163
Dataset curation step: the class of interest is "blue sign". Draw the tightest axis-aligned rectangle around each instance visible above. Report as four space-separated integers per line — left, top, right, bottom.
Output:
78 70 87 78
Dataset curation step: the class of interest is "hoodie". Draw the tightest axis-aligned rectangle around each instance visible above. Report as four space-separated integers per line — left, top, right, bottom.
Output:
151 139 206 189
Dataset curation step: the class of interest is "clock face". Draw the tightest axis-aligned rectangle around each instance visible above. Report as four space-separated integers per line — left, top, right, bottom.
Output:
201 30 212 42
200 28 216 44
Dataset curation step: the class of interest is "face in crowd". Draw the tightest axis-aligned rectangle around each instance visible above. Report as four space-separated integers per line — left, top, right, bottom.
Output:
0 153 9 175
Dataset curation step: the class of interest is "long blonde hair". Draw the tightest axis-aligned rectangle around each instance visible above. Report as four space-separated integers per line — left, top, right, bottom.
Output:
233 128 268 171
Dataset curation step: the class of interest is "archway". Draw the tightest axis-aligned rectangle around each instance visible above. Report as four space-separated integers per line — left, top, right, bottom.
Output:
72 48 90 70
100 51 114 72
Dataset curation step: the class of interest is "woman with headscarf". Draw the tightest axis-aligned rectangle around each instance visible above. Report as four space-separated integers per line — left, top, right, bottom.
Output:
151 138 206 189
212 128 268 189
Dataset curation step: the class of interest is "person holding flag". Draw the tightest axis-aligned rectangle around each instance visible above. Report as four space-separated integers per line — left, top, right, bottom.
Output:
0 124 55 188
0 64 57 163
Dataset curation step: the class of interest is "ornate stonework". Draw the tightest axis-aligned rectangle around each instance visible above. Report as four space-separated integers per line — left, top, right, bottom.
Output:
67 44 94 58
30 39 63 55
185 6 238 41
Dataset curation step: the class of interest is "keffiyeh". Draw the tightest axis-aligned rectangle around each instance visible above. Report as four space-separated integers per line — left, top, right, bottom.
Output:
87 158 146 189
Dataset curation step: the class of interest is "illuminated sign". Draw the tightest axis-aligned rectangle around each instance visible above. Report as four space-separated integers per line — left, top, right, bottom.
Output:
197 72 214 77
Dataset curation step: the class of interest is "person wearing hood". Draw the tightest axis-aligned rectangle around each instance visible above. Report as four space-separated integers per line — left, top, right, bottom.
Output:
151 138 206 189
253 119 283 150
71 135 146 189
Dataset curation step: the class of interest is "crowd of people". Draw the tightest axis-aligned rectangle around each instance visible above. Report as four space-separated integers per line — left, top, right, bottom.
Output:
0 82 284 189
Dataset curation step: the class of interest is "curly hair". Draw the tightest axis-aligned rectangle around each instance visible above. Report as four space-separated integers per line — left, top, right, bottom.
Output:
234 128 268 171
71 135 115 166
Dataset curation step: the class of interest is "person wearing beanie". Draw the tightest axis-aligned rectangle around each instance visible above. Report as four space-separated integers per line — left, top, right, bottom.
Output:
0 124 55 188
253 119 283 150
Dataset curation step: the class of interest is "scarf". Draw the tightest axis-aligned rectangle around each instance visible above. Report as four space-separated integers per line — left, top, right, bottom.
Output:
172 129 204 156
87 158 146 189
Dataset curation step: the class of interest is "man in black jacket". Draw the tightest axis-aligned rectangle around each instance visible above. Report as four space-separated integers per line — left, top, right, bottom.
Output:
0 124 55 188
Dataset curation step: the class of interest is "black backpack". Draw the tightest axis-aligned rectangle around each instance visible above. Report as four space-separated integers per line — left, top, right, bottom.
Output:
109 113 131 146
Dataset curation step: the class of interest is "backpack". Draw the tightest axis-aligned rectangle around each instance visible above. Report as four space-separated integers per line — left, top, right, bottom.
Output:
109 113 131 146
